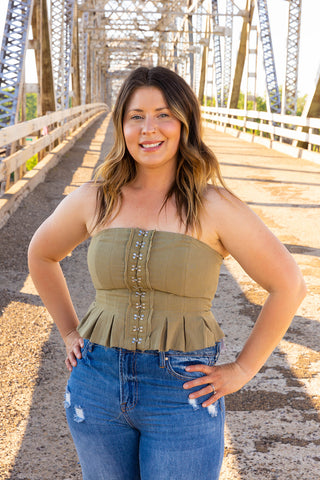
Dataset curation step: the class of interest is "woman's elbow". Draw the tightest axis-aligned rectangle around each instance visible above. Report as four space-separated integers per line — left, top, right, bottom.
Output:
295 274 307 301
284 269 307 303
28 235 40 265
269 265 307 303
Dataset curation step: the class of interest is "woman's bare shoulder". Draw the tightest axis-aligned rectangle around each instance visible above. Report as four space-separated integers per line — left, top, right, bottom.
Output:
73 181 100 197
68 181 99 208
49 181 101 232
72 182 101 228
204 184 243 214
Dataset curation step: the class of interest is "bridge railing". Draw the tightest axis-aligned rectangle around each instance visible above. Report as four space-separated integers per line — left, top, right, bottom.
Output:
0 103 108 192
0 103 108 228
201 106 320 164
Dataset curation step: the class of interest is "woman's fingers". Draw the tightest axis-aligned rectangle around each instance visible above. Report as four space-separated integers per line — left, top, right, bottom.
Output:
64 333 84 371
65 357 73 372
182 361 251 405
73 342 83 359
182 364 216 391
188 383 215 399
202 394 219 408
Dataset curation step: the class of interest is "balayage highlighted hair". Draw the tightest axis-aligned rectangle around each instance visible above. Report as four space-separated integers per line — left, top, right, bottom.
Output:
94 66 230 233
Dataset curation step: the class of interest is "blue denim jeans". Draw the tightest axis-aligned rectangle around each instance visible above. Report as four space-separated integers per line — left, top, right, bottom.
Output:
64 339 225 480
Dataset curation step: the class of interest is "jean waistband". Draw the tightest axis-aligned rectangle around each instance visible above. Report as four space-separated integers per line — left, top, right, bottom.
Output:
82 338 221 362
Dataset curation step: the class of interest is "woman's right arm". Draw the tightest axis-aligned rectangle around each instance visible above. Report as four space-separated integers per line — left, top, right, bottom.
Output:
28 183 97 371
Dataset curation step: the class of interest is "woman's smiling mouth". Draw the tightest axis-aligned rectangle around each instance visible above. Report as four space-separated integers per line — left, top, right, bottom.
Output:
139 141 164 151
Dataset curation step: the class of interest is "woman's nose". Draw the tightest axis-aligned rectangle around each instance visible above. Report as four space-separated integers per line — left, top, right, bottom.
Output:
141 116 157 134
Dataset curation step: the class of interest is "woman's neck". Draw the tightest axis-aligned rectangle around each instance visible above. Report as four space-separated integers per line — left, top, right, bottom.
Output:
131 164 176 194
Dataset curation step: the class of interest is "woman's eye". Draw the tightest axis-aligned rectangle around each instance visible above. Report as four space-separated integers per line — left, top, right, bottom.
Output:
159 113 169 118
131 115 143 120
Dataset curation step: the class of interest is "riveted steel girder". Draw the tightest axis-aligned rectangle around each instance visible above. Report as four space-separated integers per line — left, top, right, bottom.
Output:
282 0 301 115
77 0 215 104
50 0 75 110
222 0 233 107
212 0 222 107
255 0 281 113
0 0 34 127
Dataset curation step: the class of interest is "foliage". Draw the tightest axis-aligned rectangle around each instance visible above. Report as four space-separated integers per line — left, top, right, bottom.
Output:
26 154 38 171
296 94 307 116
202 92 267 111
237 92 267 111
26 93 37 120
203 97 216 107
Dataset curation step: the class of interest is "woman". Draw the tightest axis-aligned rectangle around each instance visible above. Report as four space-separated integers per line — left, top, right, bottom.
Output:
28 66 306 480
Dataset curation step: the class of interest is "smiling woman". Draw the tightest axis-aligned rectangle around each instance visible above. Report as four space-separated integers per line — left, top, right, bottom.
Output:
28 66 306 480
122 86 181 171
93 66 229 236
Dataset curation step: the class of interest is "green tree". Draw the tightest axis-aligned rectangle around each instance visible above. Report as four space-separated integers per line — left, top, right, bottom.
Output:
237 92 267 111
296 94 307 116
203 96 216 107
26 93 37 120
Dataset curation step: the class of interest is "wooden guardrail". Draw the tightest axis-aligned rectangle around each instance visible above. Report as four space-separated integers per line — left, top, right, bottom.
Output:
201 106 320 164
0 103 108 228
0 103 108 190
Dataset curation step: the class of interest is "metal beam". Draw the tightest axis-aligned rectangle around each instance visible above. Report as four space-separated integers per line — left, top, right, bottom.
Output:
222 0 233 106
71 0 81 106
50 0 75 110
198 15 210 103
282 0 301 115
212 0 223 107
188 0 195 89
0 0 34 127
255 0 281 113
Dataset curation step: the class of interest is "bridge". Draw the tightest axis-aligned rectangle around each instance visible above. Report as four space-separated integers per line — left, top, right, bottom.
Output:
0 1 319 479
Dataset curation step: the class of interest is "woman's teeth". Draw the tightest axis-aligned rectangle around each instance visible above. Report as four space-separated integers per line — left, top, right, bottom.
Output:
141 142 162 149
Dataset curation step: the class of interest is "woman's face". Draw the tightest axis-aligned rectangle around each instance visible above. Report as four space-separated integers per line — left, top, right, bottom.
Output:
123 86 181 172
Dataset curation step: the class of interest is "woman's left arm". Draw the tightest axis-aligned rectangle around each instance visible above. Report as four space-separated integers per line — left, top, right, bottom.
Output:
183 191 307 406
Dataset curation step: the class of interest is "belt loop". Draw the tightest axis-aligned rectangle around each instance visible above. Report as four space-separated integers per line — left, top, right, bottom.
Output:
159 351 166 368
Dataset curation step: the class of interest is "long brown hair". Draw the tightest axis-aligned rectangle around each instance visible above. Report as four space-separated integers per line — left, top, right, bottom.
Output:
94 66 229 233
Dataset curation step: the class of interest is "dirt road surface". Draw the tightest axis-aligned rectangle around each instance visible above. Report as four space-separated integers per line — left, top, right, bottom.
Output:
0 113 319 479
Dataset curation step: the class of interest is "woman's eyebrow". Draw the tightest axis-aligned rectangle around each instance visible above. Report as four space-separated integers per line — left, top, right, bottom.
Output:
127 107 169 113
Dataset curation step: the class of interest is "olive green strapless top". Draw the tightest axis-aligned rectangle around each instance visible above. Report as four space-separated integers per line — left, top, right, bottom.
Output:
77 227 224 351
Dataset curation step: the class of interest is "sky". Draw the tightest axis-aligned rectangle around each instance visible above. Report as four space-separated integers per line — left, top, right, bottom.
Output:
0 0 319 98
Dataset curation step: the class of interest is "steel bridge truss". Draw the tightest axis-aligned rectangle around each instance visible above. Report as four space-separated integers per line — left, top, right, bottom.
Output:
255 0 281 112
50 0 76 110
0 0 34 127
0 0 305 127
78 0 217 104
282 0 301 115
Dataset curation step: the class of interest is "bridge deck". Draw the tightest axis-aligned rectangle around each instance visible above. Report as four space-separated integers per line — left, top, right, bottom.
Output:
0 114 319 480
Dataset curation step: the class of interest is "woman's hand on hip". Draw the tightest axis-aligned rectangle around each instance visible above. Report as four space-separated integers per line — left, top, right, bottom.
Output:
182 361 251 407
64 329 84 372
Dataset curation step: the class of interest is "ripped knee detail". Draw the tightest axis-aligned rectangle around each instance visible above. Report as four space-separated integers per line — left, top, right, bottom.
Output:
74 405 85 423
64 386 71 408
64 386 86 423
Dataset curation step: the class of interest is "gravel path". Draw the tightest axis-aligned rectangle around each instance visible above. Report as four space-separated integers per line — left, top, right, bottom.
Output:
0 114 319 479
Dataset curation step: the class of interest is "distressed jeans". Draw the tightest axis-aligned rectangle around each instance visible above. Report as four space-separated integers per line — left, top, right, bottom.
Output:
64 339 225 480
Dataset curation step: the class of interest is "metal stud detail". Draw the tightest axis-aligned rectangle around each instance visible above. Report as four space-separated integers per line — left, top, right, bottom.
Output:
129 229 151 346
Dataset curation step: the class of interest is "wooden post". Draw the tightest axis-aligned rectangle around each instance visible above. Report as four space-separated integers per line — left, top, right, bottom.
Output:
40 0 56 114
228 0 255 108
31 0 56 116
